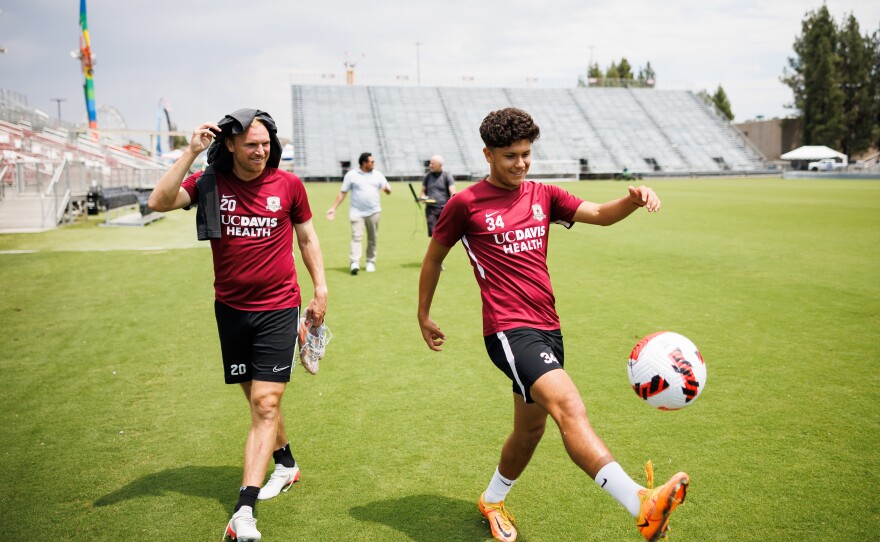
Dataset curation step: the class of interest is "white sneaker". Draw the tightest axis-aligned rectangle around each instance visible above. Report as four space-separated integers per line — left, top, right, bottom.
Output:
350 263 359 275
225 506 261 541
298 315 333 375
365 261 376 272
258 464 300 500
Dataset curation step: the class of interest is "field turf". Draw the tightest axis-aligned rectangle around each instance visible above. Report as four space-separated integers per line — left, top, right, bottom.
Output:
0 178 877 541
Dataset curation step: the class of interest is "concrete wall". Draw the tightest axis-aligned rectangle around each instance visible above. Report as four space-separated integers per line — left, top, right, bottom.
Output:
735 117 803 160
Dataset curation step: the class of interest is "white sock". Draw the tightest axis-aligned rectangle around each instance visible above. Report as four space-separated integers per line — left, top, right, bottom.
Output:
484 467 516 503
595 462 644 517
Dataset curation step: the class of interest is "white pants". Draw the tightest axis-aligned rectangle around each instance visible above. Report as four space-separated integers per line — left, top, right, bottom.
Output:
350 212 380 266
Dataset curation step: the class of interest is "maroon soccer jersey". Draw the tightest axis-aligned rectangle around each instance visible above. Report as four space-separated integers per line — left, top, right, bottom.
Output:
182 168 312 311
432 179 583 335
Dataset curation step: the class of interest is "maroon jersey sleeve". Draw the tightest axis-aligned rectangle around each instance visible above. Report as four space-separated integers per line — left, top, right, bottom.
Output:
287 173 312 224
431 190 470 248
180 170 203 206
546 183 583 227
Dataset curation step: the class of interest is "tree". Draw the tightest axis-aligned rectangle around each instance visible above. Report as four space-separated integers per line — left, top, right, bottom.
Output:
783 5 845 148
586 62 602 86
617 57 634 80
169 123 188 149
712 85 734 121
696 89 712 105
589 59 655 87
837 13 874 156
871 25 880 150
605 60 620 80
639 62 655 87
171 134 188 149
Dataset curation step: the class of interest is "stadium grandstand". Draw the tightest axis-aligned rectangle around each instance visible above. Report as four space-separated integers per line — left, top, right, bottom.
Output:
290 82 769 181
1 78 771 231
0 89 166 232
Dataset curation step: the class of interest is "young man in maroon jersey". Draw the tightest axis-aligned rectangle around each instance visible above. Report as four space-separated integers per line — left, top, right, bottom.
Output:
417 108 689 542
149 109 327 542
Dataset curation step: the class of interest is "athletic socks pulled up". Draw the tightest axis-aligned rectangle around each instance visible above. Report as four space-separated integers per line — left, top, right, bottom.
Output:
484 466 517 503
234 485 260 513
595 461 643 517
273 443 297 468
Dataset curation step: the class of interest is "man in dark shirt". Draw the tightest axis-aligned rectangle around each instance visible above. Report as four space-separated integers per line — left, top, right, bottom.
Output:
419 154 456 237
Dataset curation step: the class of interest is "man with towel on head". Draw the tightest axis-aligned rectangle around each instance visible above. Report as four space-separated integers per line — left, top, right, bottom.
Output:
149 108 328 542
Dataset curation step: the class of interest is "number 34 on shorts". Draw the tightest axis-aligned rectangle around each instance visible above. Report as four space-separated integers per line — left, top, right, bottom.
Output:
540 351 558 364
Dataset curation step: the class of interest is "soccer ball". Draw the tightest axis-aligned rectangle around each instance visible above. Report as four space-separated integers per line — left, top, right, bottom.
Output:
628 331 706 410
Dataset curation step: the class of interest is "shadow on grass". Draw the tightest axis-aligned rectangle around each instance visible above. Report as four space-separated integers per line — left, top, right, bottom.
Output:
94 465 239 512
329 265 357 275
350 493 491 542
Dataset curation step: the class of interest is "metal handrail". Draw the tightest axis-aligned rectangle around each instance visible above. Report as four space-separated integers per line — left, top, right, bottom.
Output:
0 164 7 201
55 189 71 225
39 158 72 228
694 93 768 162
43 157 69 197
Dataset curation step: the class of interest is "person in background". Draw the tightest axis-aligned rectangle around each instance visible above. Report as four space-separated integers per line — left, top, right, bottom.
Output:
326 152 391 275
419 154 457 237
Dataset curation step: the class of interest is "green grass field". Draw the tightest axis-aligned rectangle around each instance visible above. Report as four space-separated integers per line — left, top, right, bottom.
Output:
1 178 878 541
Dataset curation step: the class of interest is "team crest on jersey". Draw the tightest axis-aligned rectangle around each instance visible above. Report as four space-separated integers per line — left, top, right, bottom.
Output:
532 204 546 221
266 196 282 213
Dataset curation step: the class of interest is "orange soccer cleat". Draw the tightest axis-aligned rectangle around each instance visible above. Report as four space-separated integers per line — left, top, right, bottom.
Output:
479 492 518 542
636 461 689 541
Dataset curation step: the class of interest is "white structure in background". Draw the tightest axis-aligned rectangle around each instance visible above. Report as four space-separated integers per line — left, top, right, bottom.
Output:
780 145 848 170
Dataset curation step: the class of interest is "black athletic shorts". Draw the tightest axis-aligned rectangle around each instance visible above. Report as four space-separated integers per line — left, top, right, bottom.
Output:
484 327 564 403
425 205 443 237
214 301 299 384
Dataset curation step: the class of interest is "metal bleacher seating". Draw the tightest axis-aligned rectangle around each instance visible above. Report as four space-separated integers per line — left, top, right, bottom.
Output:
291 84 767 180
0 110 166 231
293 85 378 180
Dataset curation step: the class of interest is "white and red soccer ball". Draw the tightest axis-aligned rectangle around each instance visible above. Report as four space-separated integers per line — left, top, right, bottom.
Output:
628 331 706 410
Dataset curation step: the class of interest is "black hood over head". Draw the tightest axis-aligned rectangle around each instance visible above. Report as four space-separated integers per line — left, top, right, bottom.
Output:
207 108 282 171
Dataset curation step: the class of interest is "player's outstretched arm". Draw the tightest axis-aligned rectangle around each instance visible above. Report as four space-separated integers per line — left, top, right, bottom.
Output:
417 239 451 351
147 123 219 212
294 219 328 327
572 185 661 226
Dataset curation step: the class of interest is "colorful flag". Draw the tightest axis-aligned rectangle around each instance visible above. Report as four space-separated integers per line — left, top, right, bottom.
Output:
79 0 97 134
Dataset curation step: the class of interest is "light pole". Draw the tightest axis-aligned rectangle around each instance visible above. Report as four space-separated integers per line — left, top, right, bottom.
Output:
51 98 66 119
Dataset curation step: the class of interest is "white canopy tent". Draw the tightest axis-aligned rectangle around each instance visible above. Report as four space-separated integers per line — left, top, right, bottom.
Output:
780 145 847 164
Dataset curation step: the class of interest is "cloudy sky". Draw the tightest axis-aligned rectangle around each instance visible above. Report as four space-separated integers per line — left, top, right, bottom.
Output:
1 0 878 143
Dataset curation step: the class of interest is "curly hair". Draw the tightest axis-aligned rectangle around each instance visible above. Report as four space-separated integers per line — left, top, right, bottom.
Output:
479 107 541 148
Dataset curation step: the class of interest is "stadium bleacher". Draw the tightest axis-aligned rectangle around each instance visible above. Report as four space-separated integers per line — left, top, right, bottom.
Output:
291 84 768 180
0 105 166 231
1 83 771 231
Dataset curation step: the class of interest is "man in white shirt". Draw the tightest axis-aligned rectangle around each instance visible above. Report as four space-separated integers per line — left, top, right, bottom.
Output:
327 152 392 274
